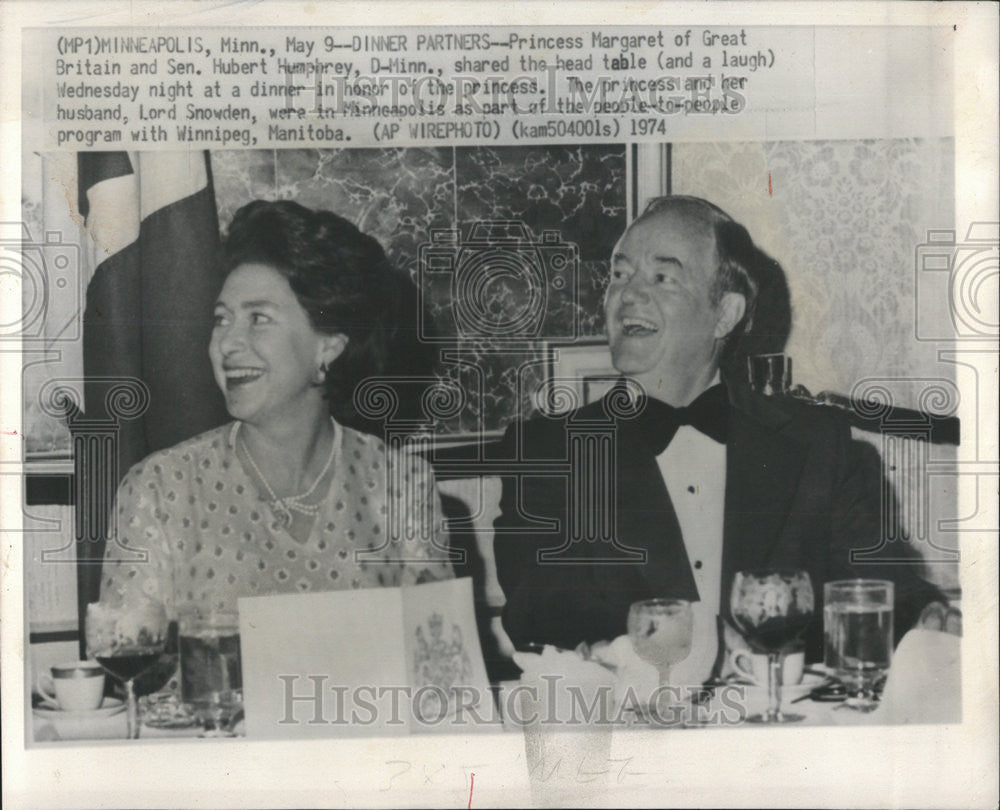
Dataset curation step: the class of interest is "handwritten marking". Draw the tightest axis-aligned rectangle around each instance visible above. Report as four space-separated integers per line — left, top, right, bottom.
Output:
768 173 773 196
467 772 475 808
382 760 410 792
423 763 445 785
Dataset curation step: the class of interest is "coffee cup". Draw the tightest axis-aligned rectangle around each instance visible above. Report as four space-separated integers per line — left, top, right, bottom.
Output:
729 648 805 687
36 660 106 711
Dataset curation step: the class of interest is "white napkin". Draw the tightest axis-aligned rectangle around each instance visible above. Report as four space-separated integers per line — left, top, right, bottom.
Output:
586 636 659 707
875 628 961 724
512 645 618 723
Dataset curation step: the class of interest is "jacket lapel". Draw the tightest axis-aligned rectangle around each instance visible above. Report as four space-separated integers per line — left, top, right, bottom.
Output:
615 412 701 602
721 395 809 602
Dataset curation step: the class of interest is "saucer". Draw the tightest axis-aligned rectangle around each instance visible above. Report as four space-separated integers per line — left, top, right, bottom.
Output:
783 672 827 699
33 697 126 720
726 671 827 700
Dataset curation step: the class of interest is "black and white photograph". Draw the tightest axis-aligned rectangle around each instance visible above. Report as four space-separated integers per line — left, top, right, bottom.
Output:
2 2 997 807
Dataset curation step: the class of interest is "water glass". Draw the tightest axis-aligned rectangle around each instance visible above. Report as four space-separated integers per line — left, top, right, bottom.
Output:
823 579 894 711
179 609 242 733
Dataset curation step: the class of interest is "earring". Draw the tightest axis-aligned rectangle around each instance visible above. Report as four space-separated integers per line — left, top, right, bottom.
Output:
315 362 330 385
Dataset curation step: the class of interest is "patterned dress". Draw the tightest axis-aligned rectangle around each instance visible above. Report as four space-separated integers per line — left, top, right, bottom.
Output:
99 421 453 618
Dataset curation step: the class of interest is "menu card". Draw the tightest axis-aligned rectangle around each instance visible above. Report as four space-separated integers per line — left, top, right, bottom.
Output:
238 577 498 738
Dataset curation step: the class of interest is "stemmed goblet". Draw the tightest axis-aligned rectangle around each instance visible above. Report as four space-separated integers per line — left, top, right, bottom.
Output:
729 570 814 723
86 599 169 739
627 598 694 719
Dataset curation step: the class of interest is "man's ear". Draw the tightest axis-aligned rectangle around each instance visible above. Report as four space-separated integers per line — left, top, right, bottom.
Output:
319 333 349 368
714 292 747 340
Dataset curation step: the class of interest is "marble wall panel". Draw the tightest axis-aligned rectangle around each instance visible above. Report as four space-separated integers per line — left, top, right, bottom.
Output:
273 147 455 277
453 144 625 340
435 344 548 435
212 149 277 229
456 145 626 261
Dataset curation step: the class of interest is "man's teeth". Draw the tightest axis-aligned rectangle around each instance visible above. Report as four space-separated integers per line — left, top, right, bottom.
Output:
622 317 658 335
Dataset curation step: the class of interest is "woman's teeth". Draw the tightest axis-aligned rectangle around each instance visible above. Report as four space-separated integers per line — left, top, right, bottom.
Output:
225 368 264 388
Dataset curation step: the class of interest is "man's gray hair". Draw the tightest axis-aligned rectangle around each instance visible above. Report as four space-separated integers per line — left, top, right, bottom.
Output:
637 195 769 357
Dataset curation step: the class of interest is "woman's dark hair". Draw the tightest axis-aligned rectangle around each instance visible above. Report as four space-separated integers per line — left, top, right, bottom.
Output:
221 199 401 424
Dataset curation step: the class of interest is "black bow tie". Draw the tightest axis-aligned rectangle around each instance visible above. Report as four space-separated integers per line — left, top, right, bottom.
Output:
637 384 730 453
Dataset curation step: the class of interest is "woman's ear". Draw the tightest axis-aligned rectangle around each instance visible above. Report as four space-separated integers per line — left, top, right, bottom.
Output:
319 333 349 368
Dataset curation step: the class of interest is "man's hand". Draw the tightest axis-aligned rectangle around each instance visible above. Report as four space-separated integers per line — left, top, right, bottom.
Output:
917 601 962 636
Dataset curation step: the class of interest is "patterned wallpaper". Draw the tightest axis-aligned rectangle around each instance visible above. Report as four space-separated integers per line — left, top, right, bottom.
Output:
212 145 627 435
670 138 955 403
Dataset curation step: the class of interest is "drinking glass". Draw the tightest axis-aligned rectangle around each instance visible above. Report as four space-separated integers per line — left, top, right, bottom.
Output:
748 353 792 397
627 598 694 719
179 608 243 735
85 600 169 739
823 579 894 712
729 570 814 723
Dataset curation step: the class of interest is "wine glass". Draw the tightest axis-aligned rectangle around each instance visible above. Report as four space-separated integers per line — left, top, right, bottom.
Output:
729 570 814 723
86 600 169 739
627 598 694 718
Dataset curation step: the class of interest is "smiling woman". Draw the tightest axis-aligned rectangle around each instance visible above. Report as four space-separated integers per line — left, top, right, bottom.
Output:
211 262 348 430
97 200 453 626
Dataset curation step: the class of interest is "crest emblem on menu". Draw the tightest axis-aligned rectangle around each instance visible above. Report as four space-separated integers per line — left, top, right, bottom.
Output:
412 612 473 721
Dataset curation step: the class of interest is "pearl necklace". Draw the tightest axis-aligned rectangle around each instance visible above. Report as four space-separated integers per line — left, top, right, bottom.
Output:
231 419 339 528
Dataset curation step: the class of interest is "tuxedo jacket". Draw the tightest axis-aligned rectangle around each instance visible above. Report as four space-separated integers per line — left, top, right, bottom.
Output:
492 384 943 662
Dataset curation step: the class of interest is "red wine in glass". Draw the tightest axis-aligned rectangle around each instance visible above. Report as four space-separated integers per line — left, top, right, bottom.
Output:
95 651 163 683
730 570 814 723
86 600 169 739
740 613 813 655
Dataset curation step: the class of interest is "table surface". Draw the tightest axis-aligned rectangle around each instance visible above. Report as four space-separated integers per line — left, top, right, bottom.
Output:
31 678 881 744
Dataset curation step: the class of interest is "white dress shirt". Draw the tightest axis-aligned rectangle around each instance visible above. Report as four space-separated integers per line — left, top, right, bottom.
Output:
652 380 727 687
